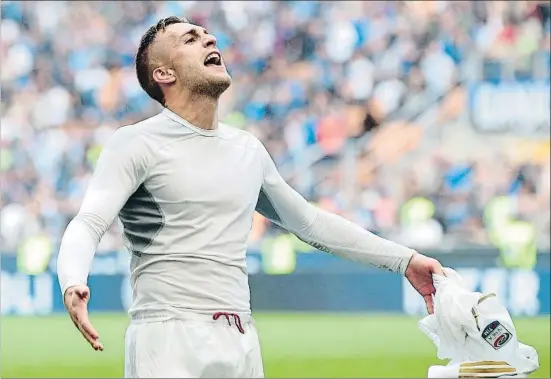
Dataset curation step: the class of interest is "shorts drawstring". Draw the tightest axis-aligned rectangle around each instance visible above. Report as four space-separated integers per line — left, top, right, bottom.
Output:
213 312 245 334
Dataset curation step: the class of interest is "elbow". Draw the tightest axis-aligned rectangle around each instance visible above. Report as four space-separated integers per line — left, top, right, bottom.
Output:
292 207 323 241
62 213 107 248
72 212 108 243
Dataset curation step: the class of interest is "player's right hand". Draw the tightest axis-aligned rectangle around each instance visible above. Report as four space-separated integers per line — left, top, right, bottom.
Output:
63 284 104 351
404 252 445 315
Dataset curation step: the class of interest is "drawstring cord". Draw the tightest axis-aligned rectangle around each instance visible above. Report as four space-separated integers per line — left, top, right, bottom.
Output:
213 312 245 334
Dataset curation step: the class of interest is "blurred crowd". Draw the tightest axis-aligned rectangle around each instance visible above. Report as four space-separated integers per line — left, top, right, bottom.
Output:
1 1 550 255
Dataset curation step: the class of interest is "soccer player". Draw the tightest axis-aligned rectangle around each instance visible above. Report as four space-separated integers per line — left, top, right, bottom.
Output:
57 16 445 378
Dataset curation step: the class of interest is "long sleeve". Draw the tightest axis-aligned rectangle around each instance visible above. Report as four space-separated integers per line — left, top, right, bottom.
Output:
57 129 149 295
254 142 415 275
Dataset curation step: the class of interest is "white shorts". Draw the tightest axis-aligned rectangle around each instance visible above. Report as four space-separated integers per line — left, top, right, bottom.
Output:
124 312 264 378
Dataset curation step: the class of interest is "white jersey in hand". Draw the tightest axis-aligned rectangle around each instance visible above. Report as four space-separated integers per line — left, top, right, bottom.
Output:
418 268 539 378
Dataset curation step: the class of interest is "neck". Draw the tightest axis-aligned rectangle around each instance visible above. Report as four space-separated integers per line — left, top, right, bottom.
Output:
165 92 219 130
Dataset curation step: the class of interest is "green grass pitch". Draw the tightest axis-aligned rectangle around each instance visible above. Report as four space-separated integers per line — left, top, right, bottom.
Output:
1 313 549 378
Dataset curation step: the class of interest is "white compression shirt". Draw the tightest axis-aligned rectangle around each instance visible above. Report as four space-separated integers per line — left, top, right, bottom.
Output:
57 108 415 319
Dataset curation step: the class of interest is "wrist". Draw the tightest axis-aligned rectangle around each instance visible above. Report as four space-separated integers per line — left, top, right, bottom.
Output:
61 279 86 297
401 250 418 276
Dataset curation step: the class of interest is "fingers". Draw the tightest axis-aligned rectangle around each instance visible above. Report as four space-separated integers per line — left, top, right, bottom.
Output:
80 319 103 350
427 260 444 314
78 311 99 340
430 259 445 276
79 327 104 351
73 312 104 351
79 322 104 351
424 294 435 314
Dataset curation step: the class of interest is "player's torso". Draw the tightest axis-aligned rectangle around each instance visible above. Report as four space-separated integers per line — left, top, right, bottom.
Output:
144 130 263 256
119 112 263 315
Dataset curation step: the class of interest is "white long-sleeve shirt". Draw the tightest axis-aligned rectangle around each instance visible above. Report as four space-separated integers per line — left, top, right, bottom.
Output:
57 108 415 319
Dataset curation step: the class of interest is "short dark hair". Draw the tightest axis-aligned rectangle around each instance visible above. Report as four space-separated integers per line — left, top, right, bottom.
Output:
135 16 190 106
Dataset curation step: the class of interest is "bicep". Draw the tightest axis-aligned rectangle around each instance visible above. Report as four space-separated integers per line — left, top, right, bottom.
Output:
78 140 146 228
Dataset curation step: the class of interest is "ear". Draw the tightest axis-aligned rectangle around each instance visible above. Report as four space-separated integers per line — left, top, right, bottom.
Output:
152 67 176 85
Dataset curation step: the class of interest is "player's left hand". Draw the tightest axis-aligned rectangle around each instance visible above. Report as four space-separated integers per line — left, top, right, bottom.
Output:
404 252 444 315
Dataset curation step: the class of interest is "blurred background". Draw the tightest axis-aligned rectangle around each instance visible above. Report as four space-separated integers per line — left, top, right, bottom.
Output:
1 1 549 378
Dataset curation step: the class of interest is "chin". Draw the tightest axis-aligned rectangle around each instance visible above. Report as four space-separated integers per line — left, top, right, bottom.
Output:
195 75 231 98
210 73 232 91
212 68 231 80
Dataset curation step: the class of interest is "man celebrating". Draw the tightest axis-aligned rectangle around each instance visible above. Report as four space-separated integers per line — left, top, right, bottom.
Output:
57 16 444 378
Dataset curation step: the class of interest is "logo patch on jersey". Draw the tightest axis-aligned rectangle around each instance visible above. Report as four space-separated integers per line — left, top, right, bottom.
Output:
481 320 512 350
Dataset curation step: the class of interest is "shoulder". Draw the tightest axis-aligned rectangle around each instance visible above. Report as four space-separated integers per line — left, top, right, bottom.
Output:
101 113 169 164
109 113 169 145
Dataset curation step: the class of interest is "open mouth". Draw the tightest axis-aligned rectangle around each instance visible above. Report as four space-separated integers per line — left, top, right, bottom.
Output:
204 52 222 67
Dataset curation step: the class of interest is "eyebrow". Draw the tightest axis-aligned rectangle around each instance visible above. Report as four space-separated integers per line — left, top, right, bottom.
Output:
177 28 209 44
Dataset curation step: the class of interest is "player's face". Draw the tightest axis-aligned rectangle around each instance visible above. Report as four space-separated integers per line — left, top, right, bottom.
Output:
164 23 231 97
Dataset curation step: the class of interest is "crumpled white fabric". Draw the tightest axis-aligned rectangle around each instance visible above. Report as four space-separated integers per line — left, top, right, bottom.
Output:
418 268 539 378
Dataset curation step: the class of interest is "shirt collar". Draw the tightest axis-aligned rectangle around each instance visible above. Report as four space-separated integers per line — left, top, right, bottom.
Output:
162 108 219 137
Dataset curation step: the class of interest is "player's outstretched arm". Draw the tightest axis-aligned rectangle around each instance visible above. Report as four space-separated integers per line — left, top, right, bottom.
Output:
57 129 149 349
255 141 443 313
